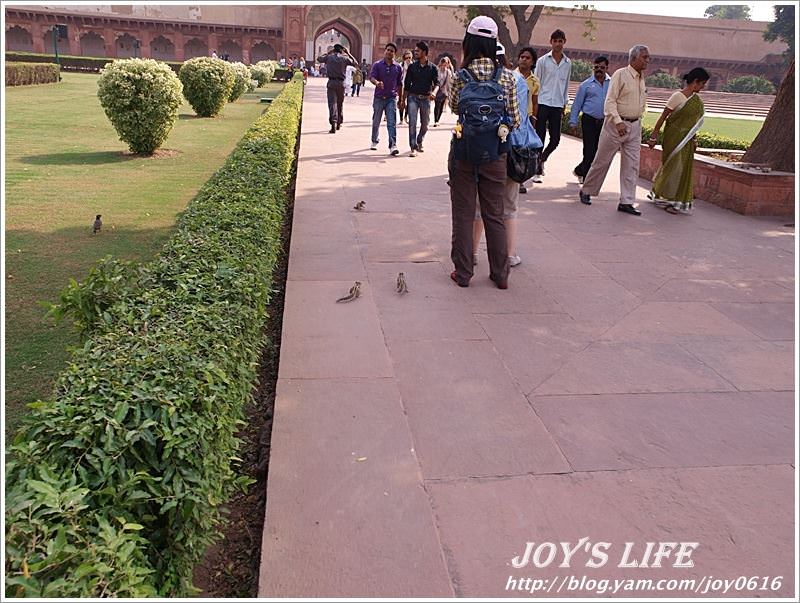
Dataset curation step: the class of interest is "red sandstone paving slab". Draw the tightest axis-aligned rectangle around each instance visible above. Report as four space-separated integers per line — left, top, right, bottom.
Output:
462 269 563 315
286 244 366 281
680 340 795 392
388 340 571 479
364 261 487 341
530 391 794 471
589 262 682 299
259 378 452 597
474 314 595 396
599 301 760 342
533 341 736 396
534 276 641 329
426 465 795 597
709 302 794 341
279 281 393 379
649 278 793 303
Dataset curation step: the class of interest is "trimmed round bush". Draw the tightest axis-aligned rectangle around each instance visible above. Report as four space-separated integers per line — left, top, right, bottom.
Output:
722 75 776 95
96 58 183 155
250 60 277 87
646 72 682 89
570 59 592 82
228 61 251 101
178 57 235 117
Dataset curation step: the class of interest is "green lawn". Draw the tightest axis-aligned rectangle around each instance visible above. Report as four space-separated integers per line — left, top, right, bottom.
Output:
4 72 283 435
644 111 764 143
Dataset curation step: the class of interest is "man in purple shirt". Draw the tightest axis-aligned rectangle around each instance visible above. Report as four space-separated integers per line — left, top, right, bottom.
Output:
369 42 404 156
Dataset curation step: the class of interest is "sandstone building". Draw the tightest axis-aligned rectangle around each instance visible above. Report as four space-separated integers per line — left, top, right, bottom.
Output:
5 4 788 88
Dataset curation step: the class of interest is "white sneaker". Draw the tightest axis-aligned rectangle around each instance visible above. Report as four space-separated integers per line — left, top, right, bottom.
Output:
509 255 522 267
532 175 543 183
389 146 399 156
370 143 378 150
409 149 417 157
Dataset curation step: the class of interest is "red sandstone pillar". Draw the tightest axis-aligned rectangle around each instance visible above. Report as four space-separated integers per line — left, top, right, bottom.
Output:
173 31 185 61
104 27 116 57
30 21 45 54
139 29 151 59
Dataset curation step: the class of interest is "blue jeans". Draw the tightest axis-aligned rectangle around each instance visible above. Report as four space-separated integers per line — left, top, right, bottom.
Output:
407 95 431 150
371 96 397 148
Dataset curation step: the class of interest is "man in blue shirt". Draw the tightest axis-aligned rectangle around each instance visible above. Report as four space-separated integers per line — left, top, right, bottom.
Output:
568 56 610 183
533 29 572 179
369 42 404 155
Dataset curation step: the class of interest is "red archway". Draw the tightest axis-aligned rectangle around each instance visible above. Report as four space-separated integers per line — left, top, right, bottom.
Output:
314 18 362 62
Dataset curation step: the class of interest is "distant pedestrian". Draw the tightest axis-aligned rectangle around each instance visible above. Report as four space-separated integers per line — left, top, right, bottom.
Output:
449 16 520 290
398 51 413 124
211 50 218 59
433 56 454 127
351 64 363 96
360 59 370 86
369 42 404 156
344 63 355 96
401 41 439 156
317 44 358 133
515 46 540 193
568 56 611 184
647 67 710 214
533 29 571 181
579 45 651 215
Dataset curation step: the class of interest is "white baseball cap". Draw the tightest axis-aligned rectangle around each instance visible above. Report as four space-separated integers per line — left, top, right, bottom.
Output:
467 15 498 38
496 42 506 56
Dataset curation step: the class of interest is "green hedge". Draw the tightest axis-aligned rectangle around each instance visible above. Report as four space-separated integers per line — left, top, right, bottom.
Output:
5 62 60 86
6 51 183 74
4 74 304 597
561 106 750 150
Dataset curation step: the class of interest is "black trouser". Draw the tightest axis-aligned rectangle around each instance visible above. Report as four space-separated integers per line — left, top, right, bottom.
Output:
535 104 565 163
326 80 345 126
434 92 447 123
574 114 604 178
351 82 361 96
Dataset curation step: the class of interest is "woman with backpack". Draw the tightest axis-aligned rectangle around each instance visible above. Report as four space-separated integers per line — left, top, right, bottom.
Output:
448 16 521 289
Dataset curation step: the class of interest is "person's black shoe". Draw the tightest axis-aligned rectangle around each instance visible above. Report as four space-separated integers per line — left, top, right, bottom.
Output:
579 191 592 205
617 203 641 215
336 123 342 130
329 126 336 134
519 185 527 194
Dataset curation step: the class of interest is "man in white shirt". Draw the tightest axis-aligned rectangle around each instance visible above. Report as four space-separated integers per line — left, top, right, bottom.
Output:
533 29 571 181
579 45 651 216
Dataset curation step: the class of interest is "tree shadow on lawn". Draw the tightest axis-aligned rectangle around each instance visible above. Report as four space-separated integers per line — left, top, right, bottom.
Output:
20 150 139 166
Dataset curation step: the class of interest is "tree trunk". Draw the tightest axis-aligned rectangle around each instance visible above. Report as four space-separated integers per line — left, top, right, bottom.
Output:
475 5 544 61
742 58 794 172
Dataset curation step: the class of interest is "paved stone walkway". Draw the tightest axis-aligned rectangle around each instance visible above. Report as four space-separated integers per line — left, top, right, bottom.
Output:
259 78 795 597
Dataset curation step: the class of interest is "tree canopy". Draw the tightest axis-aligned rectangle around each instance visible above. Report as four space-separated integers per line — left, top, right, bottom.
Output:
763 5 794 57
704 5 752 19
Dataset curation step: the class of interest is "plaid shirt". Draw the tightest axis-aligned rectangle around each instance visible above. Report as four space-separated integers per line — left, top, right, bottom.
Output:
449 58 521 129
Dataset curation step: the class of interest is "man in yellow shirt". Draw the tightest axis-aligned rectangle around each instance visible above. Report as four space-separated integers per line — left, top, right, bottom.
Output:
515 46 540 192
579 45 650 215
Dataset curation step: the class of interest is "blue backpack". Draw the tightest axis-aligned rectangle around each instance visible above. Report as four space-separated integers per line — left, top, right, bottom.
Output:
453 65 509 164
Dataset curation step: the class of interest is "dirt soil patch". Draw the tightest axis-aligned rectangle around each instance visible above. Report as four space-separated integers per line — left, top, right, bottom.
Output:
191 181 295 598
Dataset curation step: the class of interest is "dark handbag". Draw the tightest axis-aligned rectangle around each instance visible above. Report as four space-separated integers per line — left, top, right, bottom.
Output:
507 145 541 183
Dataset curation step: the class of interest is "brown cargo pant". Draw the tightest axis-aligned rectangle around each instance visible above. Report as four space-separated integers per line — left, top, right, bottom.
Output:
450 156 509 286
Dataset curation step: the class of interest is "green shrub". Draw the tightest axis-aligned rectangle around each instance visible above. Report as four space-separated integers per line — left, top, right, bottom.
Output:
570 59 592 82
646 72 682 89
228 61 251 101
178 57 235 117
4 74 305 597
5 62 60 86
97 59 183 155
250 60 277 87
722 75 776 95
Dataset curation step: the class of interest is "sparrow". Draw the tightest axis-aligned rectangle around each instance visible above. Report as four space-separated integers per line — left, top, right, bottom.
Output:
336 281 361 303
353 201 366 211
92 214 102 234
396 272 409 294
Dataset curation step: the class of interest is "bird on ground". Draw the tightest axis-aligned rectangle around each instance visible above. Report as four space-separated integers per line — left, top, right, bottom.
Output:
353 201 366 211
336 281 361 303
396 272 409 294
92 214 102 234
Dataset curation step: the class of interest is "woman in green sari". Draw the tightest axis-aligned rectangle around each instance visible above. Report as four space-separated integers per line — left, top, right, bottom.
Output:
647 68 710 214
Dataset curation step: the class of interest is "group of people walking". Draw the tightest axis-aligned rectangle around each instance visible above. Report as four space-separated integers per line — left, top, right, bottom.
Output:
317 15 710 290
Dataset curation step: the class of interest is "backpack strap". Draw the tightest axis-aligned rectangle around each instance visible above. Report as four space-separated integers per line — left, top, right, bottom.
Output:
458 67 477 83
492 64 504 83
